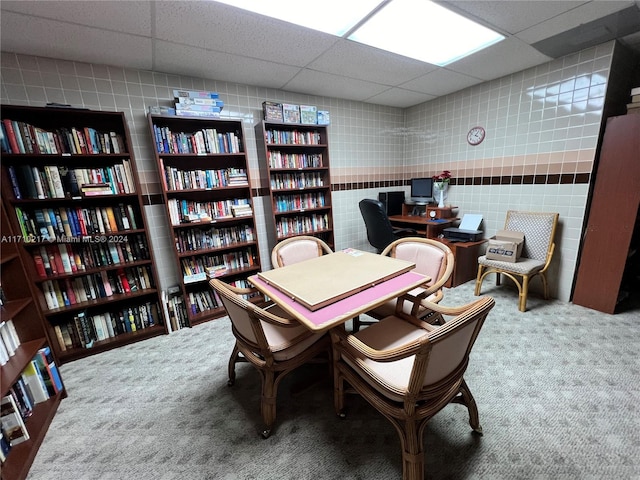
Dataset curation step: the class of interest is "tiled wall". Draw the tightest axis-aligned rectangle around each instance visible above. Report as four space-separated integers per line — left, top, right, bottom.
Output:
0 41 616 302
404 42 615 302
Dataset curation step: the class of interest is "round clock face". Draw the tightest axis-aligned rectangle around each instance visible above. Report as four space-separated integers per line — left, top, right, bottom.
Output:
467 126 485 146
429 210 437 219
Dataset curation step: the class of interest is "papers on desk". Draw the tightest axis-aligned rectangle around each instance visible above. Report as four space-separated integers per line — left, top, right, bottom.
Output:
458 213 483 231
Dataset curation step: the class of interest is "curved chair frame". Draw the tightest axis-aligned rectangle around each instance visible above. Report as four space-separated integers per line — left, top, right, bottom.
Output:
331 296 495 480
353 237 454 331
271 235 333 268
210 278 330 438
474 210 559 312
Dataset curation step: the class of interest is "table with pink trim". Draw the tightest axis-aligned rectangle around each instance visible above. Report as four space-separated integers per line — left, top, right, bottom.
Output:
248 250 429 332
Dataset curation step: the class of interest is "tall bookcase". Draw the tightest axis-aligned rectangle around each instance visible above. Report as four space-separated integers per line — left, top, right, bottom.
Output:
0 105 167 365
148 114 262 326
256 121 334 249
1 197 67 480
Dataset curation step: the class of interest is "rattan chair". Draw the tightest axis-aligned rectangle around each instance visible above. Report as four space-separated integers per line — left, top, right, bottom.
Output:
271 235 333 268
475 210 559 311
210 278 331 438
352 237 454 332
331 296 495 480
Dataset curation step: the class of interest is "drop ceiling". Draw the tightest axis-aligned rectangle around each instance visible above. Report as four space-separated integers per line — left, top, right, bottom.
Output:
1 1 640 108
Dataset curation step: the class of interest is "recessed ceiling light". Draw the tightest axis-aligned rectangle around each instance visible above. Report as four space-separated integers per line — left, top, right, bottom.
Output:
215 0 504 66
214 0 383 36
348 0 505 66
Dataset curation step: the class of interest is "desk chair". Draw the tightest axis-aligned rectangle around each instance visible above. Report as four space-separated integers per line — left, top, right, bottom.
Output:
271 235 333 268
475 210 559 311
359 199 417 253
210 278 331 438
352 238 454 332
331 296 495 480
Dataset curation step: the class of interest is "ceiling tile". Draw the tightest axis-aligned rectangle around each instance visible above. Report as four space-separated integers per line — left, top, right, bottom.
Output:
0 12 153 70
307 39 437 85
364 88 436 108
400 69 481 97
0 0 152 36
154 1 338 68
442 0 588 35
154 41 301 89
516 0 637 44
447 37 551 80
282 69 389 101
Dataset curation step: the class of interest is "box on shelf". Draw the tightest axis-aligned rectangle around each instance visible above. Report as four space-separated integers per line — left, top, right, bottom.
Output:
317 110 330 125
282 103 300 124
263 101 284 122
486 230 524 262
300 105 317 124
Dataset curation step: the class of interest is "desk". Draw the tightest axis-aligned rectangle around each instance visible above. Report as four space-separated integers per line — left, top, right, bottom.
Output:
437 238 486 287
249 251 429 332
389 215 457 239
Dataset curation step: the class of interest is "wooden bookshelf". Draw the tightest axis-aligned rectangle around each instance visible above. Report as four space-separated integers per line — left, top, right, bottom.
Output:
148 114 262 327
1 199 67 480
256 120 335 249
0 105 167 367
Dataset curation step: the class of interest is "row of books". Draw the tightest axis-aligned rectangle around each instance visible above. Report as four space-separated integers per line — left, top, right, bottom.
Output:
173 89 224 118
263 128 323 145
267 151 324 169
276 214 330 237
174 224 255 253
31 234 149 278
162 288 189 331
152 125 241 154
181 248 257 279
1 347 63 460
15 203 139 241
270 172 325 190
1 118 126 155
187 289 221 315
40 265 154 310
55 303 160 350
0 320 19 367
274 192 326 213
161 163 248 191
7 161 135 201
167 198 251 225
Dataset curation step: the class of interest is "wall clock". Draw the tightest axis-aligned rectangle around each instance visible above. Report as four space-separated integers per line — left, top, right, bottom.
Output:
467 126 485 146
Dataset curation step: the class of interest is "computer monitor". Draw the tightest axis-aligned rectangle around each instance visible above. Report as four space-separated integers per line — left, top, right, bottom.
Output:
410 177 434 205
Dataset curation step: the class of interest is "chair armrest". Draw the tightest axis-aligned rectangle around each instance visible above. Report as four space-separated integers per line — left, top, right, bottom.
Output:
330 317 430 362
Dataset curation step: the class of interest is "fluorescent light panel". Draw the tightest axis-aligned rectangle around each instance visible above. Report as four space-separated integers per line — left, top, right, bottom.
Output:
214 0 382 36
215 0 504 66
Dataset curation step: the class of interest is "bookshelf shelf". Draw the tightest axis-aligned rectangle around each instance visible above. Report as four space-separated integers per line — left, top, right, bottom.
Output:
148 113 262 328
0 198 66 480
256 120 335 249
1 105 167 368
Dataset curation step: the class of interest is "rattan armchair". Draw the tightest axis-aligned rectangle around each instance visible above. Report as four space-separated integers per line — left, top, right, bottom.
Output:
331 296 495 480
271 235 333 268
352 237 454 332
475 210 559 311
210 278 331 438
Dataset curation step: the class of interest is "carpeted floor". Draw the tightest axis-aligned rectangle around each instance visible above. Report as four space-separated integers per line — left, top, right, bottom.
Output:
26 281 640 480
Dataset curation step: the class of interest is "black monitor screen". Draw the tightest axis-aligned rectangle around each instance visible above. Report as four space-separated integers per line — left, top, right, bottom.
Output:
410 177 433 204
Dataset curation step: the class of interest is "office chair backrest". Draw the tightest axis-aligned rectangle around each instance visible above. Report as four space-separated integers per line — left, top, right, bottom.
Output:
358 198 399 252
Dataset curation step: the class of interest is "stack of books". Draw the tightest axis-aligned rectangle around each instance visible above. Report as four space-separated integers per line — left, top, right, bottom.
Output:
627 86 640 115
173 90 225 118
231 203 253 217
